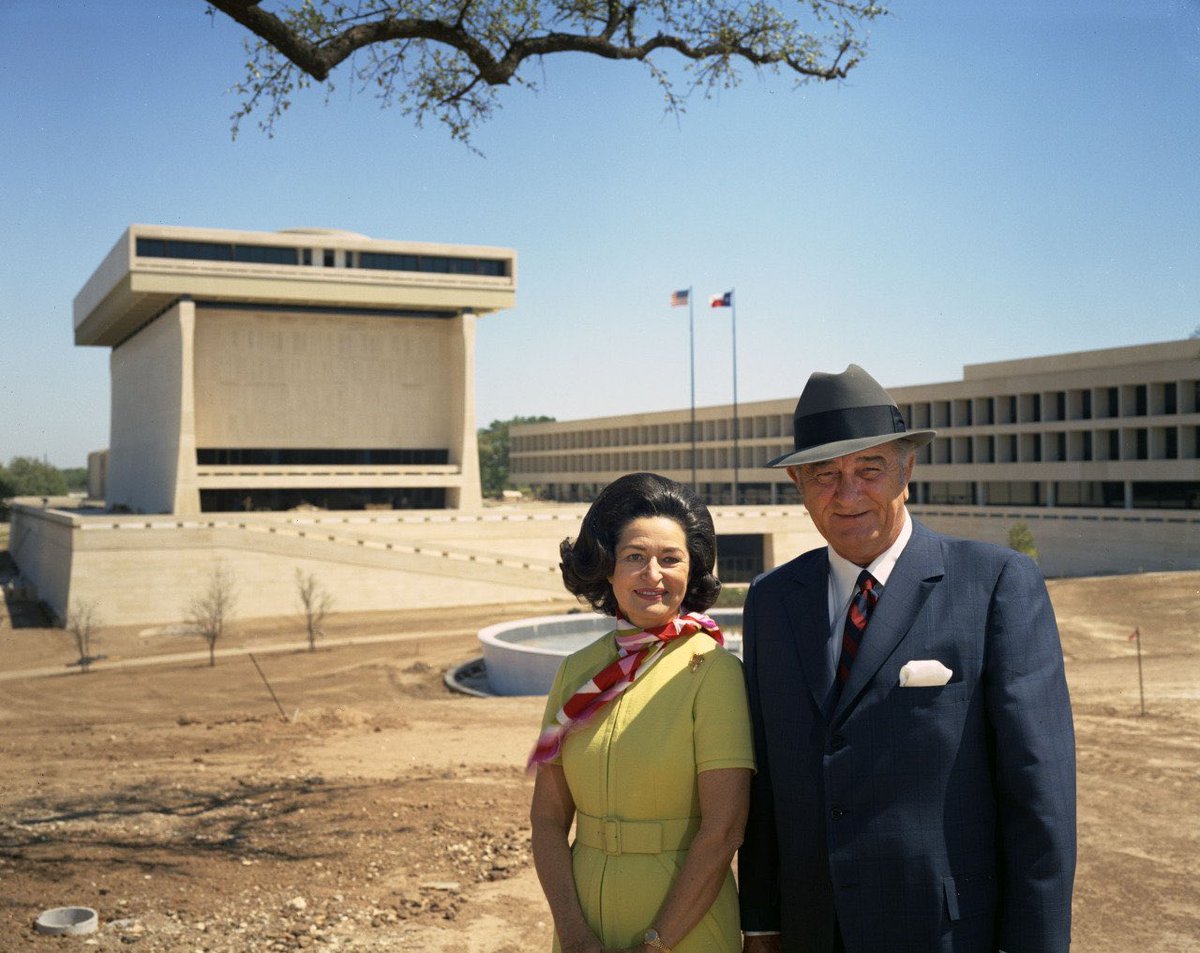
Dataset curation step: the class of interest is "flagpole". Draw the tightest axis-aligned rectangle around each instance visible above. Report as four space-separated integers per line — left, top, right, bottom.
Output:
731 289 739 507
689 286 697 492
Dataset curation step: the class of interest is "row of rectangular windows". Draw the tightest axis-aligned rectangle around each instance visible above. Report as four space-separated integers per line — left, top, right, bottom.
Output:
512 381 1200 453
916 480 1200 509
901 381 1195 428
523 480 1200 510
196 448 449 466
136 238 508 277
511 425 1200 473
199 487 447 513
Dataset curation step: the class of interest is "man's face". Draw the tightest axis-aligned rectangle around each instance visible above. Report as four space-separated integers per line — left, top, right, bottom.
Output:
787 442 915 567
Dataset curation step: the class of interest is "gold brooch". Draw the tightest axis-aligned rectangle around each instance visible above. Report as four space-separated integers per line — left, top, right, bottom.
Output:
689 653 704 672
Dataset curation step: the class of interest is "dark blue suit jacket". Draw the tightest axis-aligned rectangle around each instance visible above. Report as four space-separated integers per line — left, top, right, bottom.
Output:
738 519 1076 953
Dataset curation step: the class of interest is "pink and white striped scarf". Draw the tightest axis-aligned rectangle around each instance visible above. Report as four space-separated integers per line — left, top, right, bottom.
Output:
526 611 723 773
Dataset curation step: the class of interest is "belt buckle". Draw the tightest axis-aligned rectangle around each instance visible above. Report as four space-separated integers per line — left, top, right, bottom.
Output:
602 818 621 855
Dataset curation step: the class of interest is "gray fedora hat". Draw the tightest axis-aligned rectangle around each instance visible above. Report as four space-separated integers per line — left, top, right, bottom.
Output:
766 364 936 468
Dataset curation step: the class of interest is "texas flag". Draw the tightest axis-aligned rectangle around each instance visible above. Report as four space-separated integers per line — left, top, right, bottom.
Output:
710 291 733 308
670 289 690 307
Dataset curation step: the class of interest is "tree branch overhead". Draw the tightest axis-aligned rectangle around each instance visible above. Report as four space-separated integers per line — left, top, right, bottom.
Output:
208 0 886 144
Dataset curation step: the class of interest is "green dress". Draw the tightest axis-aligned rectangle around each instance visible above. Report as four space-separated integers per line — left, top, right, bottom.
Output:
539 628 755 952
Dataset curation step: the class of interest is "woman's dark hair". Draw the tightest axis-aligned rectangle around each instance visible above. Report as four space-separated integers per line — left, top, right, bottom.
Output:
559 472 721 618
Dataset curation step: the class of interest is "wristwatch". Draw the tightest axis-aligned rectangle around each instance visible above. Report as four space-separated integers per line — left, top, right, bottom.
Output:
643 928 672 952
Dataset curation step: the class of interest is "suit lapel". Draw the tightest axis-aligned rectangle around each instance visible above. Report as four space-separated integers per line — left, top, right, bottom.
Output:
780 550 834 718
832 521 945 723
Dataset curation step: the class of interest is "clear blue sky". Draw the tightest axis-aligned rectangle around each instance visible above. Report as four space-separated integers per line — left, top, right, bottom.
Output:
2 1 1197 468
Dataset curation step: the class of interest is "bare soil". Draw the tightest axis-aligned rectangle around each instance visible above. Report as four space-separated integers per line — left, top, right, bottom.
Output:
1 571 1197 952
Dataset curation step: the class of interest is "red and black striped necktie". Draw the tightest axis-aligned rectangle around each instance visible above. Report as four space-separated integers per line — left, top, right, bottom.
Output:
836 570 878 690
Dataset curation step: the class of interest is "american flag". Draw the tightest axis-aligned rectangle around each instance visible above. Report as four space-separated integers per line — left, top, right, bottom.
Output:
670 289 689 307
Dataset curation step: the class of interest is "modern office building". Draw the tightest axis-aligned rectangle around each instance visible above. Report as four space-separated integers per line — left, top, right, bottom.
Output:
74 224 517 515
509 339 1200 576
510 339 1199 508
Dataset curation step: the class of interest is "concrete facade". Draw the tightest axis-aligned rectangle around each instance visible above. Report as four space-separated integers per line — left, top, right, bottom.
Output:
7 502 823 626
509 339 1200 575
510 339 1200 510
75 225 515 516
106 299 195 514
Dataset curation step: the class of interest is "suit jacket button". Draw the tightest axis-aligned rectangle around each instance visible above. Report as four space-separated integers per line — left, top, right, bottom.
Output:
831 807 847 819
829 734 847 752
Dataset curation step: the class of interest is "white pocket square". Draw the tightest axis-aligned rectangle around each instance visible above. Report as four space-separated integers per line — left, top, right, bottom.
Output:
899 660 953 687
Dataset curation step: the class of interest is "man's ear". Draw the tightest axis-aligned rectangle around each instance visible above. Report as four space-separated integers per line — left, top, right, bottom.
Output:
785 465 804 493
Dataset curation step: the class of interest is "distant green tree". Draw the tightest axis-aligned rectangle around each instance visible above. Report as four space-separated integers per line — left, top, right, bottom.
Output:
478 416 554 497
60 468 89 493
1007 522 1039 563
0 457 70 499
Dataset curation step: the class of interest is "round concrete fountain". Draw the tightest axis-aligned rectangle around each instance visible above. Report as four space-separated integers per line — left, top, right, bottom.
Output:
471 609 743 696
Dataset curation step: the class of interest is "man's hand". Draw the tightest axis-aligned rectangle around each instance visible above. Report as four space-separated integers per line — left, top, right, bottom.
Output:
743 935 783 953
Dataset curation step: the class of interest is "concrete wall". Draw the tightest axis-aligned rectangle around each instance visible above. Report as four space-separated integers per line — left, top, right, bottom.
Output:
86 450 108 501
5 504 816 627
9 505 584 626
7 507 76 620
106 300 195 514
192 307 459 449
446 312 481 508
11 500 1195 628
912 505 1200 578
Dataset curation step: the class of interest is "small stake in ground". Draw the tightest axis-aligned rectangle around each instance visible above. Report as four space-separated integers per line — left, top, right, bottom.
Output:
1128 626 1145 717
249 652 289 722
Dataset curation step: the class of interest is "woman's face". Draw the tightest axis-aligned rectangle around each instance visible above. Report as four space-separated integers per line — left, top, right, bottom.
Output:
607 515 691 629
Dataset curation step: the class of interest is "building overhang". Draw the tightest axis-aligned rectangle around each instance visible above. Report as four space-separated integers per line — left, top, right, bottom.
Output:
75 225 518 347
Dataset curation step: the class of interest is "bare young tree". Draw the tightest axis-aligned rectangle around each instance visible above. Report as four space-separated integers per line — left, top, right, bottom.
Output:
208 0 886 144
66 600 100 673
186 563 237 667
295 568 333 651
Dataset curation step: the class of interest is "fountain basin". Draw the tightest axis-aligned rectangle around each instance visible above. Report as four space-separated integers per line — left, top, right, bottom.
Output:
478 609 743 696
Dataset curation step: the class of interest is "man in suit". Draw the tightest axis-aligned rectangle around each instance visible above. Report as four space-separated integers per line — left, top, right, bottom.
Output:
739 364 1076 953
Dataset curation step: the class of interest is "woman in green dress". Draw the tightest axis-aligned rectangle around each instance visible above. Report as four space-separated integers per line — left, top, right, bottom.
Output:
529 472 754 953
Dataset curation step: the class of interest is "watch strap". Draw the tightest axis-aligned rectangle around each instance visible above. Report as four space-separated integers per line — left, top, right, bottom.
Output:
643 928 672 953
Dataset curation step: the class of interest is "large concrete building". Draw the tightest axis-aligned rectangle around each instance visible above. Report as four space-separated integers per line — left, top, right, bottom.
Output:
7 236 1196 625
11 225 821 627
75 224 517 515
510 339 1200 577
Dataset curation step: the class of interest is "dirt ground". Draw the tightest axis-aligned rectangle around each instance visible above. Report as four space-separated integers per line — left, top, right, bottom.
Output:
1 570 1198 952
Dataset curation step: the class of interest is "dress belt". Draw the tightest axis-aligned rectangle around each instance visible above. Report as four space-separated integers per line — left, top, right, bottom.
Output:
573 812 701 855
